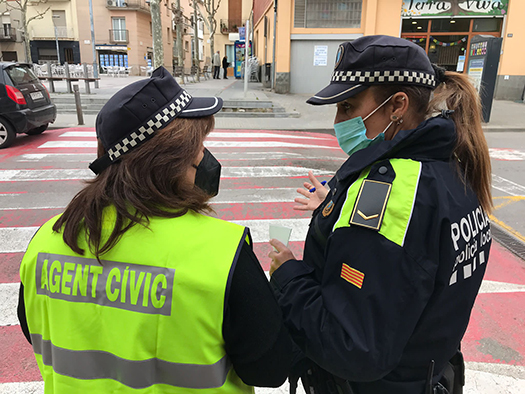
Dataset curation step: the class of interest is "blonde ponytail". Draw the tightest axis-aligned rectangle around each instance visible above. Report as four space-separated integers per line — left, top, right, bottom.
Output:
429 71 493 214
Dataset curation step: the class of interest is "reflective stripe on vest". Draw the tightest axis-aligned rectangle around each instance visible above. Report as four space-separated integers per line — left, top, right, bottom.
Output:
334 159 422 247
31 333 231 389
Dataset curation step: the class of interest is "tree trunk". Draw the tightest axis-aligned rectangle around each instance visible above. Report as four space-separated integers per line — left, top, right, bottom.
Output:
193 1 200 80
175 0 183 71
436 0 462 16
449 0 461 16
150 0 164 69
208 0 214 56
21 9 31 63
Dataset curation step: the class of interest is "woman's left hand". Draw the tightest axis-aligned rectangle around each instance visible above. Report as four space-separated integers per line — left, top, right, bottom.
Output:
268 239 296 276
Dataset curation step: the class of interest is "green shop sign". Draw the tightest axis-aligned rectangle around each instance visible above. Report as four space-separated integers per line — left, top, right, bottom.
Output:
402 0 508 17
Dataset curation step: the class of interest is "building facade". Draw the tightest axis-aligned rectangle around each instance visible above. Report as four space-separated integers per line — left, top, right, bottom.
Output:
0 6 23 62
29 0 81 65
253 0 524 100
203 0 252 77
75 0 174 75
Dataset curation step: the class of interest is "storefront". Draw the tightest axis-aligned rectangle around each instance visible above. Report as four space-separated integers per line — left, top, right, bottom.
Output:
401 0 507 72
30 40 80 64
95 44 129 70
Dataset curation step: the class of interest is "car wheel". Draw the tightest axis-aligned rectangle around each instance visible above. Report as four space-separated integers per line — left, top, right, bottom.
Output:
0 118 16 149
26 124 49 135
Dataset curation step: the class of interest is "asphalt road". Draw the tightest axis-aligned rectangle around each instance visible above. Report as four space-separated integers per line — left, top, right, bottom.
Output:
0 128 524 393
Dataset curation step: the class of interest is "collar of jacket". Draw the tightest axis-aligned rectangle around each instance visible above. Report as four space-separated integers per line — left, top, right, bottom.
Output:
335 115 456 182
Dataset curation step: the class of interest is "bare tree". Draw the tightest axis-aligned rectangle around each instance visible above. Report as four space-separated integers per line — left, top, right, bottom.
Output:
200 0 221 57
169 0 184 72
0 0 50 62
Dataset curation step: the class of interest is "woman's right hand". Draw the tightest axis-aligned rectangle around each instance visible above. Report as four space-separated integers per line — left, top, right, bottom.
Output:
293 171 329 212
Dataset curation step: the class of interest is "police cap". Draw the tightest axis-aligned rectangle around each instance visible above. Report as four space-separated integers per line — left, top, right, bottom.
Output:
90 66 222 174
307 35 437 105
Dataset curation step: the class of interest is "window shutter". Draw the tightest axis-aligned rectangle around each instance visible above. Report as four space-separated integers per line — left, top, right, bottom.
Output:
294 0 306 28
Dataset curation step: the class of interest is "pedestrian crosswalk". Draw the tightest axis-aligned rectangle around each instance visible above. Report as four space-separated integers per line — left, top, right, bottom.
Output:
1 128 524 393
0 127 343 393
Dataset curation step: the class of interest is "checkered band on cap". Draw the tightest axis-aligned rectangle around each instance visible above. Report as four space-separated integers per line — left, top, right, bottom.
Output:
107 90 192 162
331 70 436 88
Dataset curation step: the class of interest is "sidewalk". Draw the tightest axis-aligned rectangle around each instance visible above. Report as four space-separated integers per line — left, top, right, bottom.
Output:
46 75 525 132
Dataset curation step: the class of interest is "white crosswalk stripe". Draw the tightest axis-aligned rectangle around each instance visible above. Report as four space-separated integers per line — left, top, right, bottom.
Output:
0 167 334 182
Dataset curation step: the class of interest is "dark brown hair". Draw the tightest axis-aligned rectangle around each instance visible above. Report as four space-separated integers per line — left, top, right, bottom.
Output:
53 116 215 260
372 71 493 214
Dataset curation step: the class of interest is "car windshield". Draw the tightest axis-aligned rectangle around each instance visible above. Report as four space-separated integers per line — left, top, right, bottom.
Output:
6 65 39 86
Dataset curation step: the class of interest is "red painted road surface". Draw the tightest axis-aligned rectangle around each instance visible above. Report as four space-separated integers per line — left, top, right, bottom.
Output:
1 128 524 390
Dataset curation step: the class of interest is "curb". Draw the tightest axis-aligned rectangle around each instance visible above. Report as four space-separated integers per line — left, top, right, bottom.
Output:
483 126 525 133
490 221 525 261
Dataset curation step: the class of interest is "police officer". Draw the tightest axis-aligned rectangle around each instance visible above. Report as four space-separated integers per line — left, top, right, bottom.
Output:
18 67 292 393
269 35 492 394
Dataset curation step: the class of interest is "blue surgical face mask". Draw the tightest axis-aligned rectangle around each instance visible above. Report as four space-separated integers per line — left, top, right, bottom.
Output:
334 94 396 156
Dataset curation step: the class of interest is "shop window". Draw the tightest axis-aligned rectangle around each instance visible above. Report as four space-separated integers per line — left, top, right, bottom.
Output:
431 18 470 33
473 18 502 32
294 0 362 29
38 48 58 61
403 37 427 52
402 19 429 33
428 36 467 72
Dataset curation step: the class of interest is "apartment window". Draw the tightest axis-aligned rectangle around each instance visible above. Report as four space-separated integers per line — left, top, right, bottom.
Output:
167 27 170 44
2 51 17 61
3 23 10 36
52 10 67 38
112 17 127 42
294 0 362 28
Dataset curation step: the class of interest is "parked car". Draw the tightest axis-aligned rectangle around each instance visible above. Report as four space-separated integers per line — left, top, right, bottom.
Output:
0 62 56 148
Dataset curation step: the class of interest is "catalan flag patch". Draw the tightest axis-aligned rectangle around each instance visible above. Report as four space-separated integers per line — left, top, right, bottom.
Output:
340 263 365 289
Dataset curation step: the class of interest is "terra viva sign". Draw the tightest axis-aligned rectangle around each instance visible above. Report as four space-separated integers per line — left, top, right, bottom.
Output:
402 0 508 17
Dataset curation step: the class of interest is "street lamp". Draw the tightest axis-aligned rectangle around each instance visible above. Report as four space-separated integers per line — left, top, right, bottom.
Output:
52 15 61 64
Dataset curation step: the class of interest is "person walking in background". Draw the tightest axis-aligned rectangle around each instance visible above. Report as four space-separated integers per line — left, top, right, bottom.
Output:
222 55 230 79
18 67 293 393
269 35 492 394
213 50 221 79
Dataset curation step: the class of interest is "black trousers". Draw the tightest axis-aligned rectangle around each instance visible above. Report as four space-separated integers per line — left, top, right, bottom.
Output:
213 66 220 79
223 68 228 79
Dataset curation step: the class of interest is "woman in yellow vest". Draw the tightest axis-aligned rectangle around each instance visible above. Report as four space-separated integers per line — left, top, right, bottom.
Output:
18 66 292 393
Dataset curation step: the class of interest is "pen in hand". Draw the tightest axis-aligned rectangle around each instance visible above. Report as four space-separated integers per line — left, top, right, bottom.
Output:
309 180 327 193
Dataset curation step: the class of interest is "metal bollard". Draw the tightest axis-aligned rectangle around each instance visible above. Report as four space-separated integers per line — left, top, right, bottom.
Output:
83 64 91 94
73 85 84 125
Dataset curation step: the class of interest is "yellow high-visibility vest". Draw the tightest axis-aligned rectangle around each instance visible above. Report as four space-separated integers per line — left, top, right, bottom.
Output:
20 208 254 394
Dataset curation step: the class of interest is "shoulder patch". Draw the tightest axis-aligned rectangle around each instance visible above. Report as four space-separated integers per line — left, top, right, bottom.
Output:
349 179 391 231
322 200 335 217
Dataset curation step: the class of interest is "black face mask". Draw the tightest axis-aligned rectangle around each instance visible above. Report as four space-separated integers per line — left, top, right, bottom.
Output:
193 148 221 197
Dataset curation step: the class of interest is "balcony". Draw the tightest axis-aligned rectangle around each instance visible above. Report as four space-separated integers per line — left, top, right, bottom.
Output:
220 19 244 34
106 0 150 13
0 27 16 42
109 29 129 44
30 27 75 40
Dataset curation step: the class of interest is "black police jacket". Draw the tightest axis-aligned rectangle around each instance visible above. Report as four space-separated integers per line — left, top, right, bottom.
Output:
271 115 491 393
